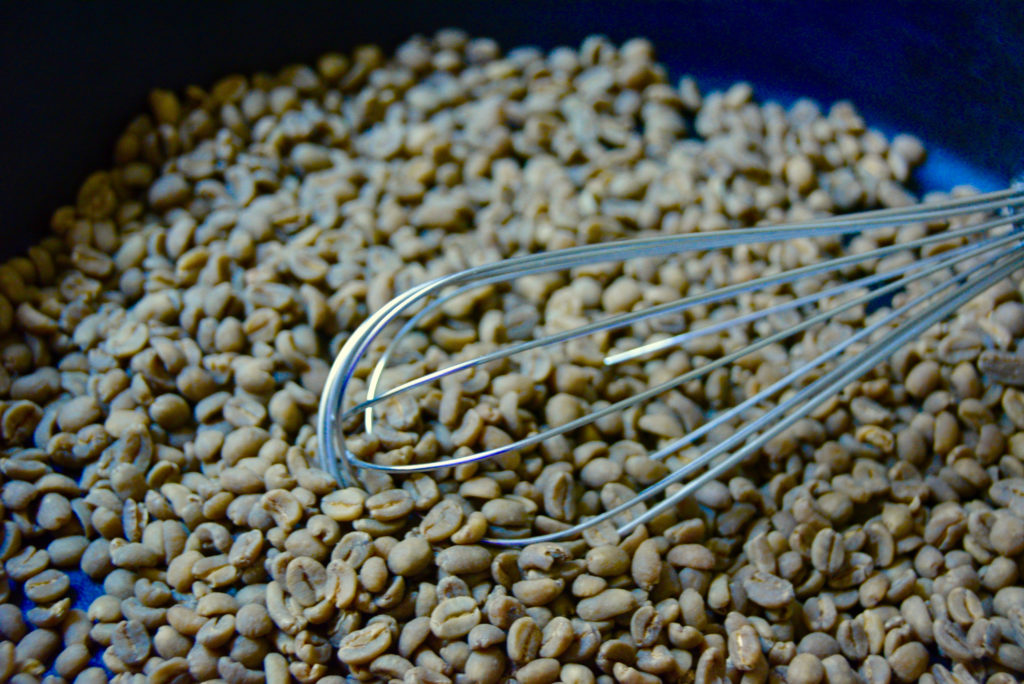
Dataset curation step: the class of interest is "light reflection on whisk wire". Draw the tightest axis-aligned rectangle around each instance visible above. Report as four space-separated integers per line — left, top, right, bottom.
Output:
315 187 1024 544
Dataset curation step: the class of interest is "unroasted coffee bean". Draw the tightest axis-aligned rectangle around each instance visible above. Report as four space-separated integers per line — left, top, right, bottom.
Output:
111 619 151 665
576 588 638 621
47 536 89 568
728 622 763 671
810 529 845 576
468 624 506 652
23 569 70 603
7 546 49 582
586 545 630 576
0 604 26 642
516 658 561 684
512 577 564 606
821 654 858 684
336 622 392 666
54 643 91 679
980 350 1024 386
630 605 663 648
743 570 795 609
464 647 507 683
694 646 726 684
631 539 661 591
836 618 868 661
507 616 541 664
320 488 366 522
990 512 1024 556
933 617 974 661
437 545 491 575
387 536 432 577
482 497 530 526
788 652 825 684
366 489 415 521
666 543 715 570
859 654 890 684
15 628 60 667
799 632 841 659
539 615 574 658
430 596 481 639
421 498 464 542
905 361 941 399
888 641 928 682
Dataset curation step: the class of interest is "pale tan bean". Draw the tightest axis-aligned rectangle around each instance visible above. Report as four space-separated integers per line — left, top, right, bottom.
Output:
887 641 928 682
365 489 415 521
576 588 637 621
15 628 60 667
388 536 432 577
336 621 392 666
743 570 795 609
437 545 491 575
511 577 564 607
787 652 824 684
430 596 481 639
631 539 661 591
810 528 845 576
464 647 507 684
420 498 464 542
666 544 715 570
630 605 663 649
110 619 151 666
506 616 541 665
54 643 91 679
516 658 561 684
24 569 70 603
586 545 630 576
0 605 26 642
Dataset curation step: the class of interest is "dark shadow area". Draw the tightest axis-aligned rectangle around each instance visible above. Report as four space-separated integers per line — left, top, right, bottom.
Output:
2 1 1022 257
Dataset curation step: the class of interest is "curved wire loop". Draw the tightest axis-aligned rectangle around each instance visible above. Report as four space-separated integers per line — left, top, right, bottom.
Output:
317 187 1024 545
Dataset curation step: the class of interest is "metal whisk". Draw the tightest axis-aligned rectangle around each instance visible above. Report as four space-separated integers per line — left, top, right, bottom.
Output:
317 186 1024 546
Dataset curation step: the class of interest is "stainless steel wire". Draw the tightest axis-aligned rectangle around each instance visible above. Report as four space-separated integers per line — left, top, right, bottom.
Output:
317 186 1024 545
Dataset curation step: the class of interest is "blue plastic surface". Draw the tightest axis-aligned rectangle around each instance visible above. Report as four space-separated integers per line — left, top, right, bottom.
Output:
0 1 1021 677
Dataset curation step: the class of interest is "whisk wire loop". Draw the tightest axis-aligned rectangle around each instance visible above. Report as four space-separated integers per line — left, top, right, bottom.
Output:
316 187 1024 544
484 247 1024 546
350 225 1021 477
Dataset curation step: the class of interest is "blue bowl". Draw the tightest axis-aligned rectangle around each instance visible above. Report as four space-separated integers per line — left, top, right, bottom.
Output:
0 2 1021 673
